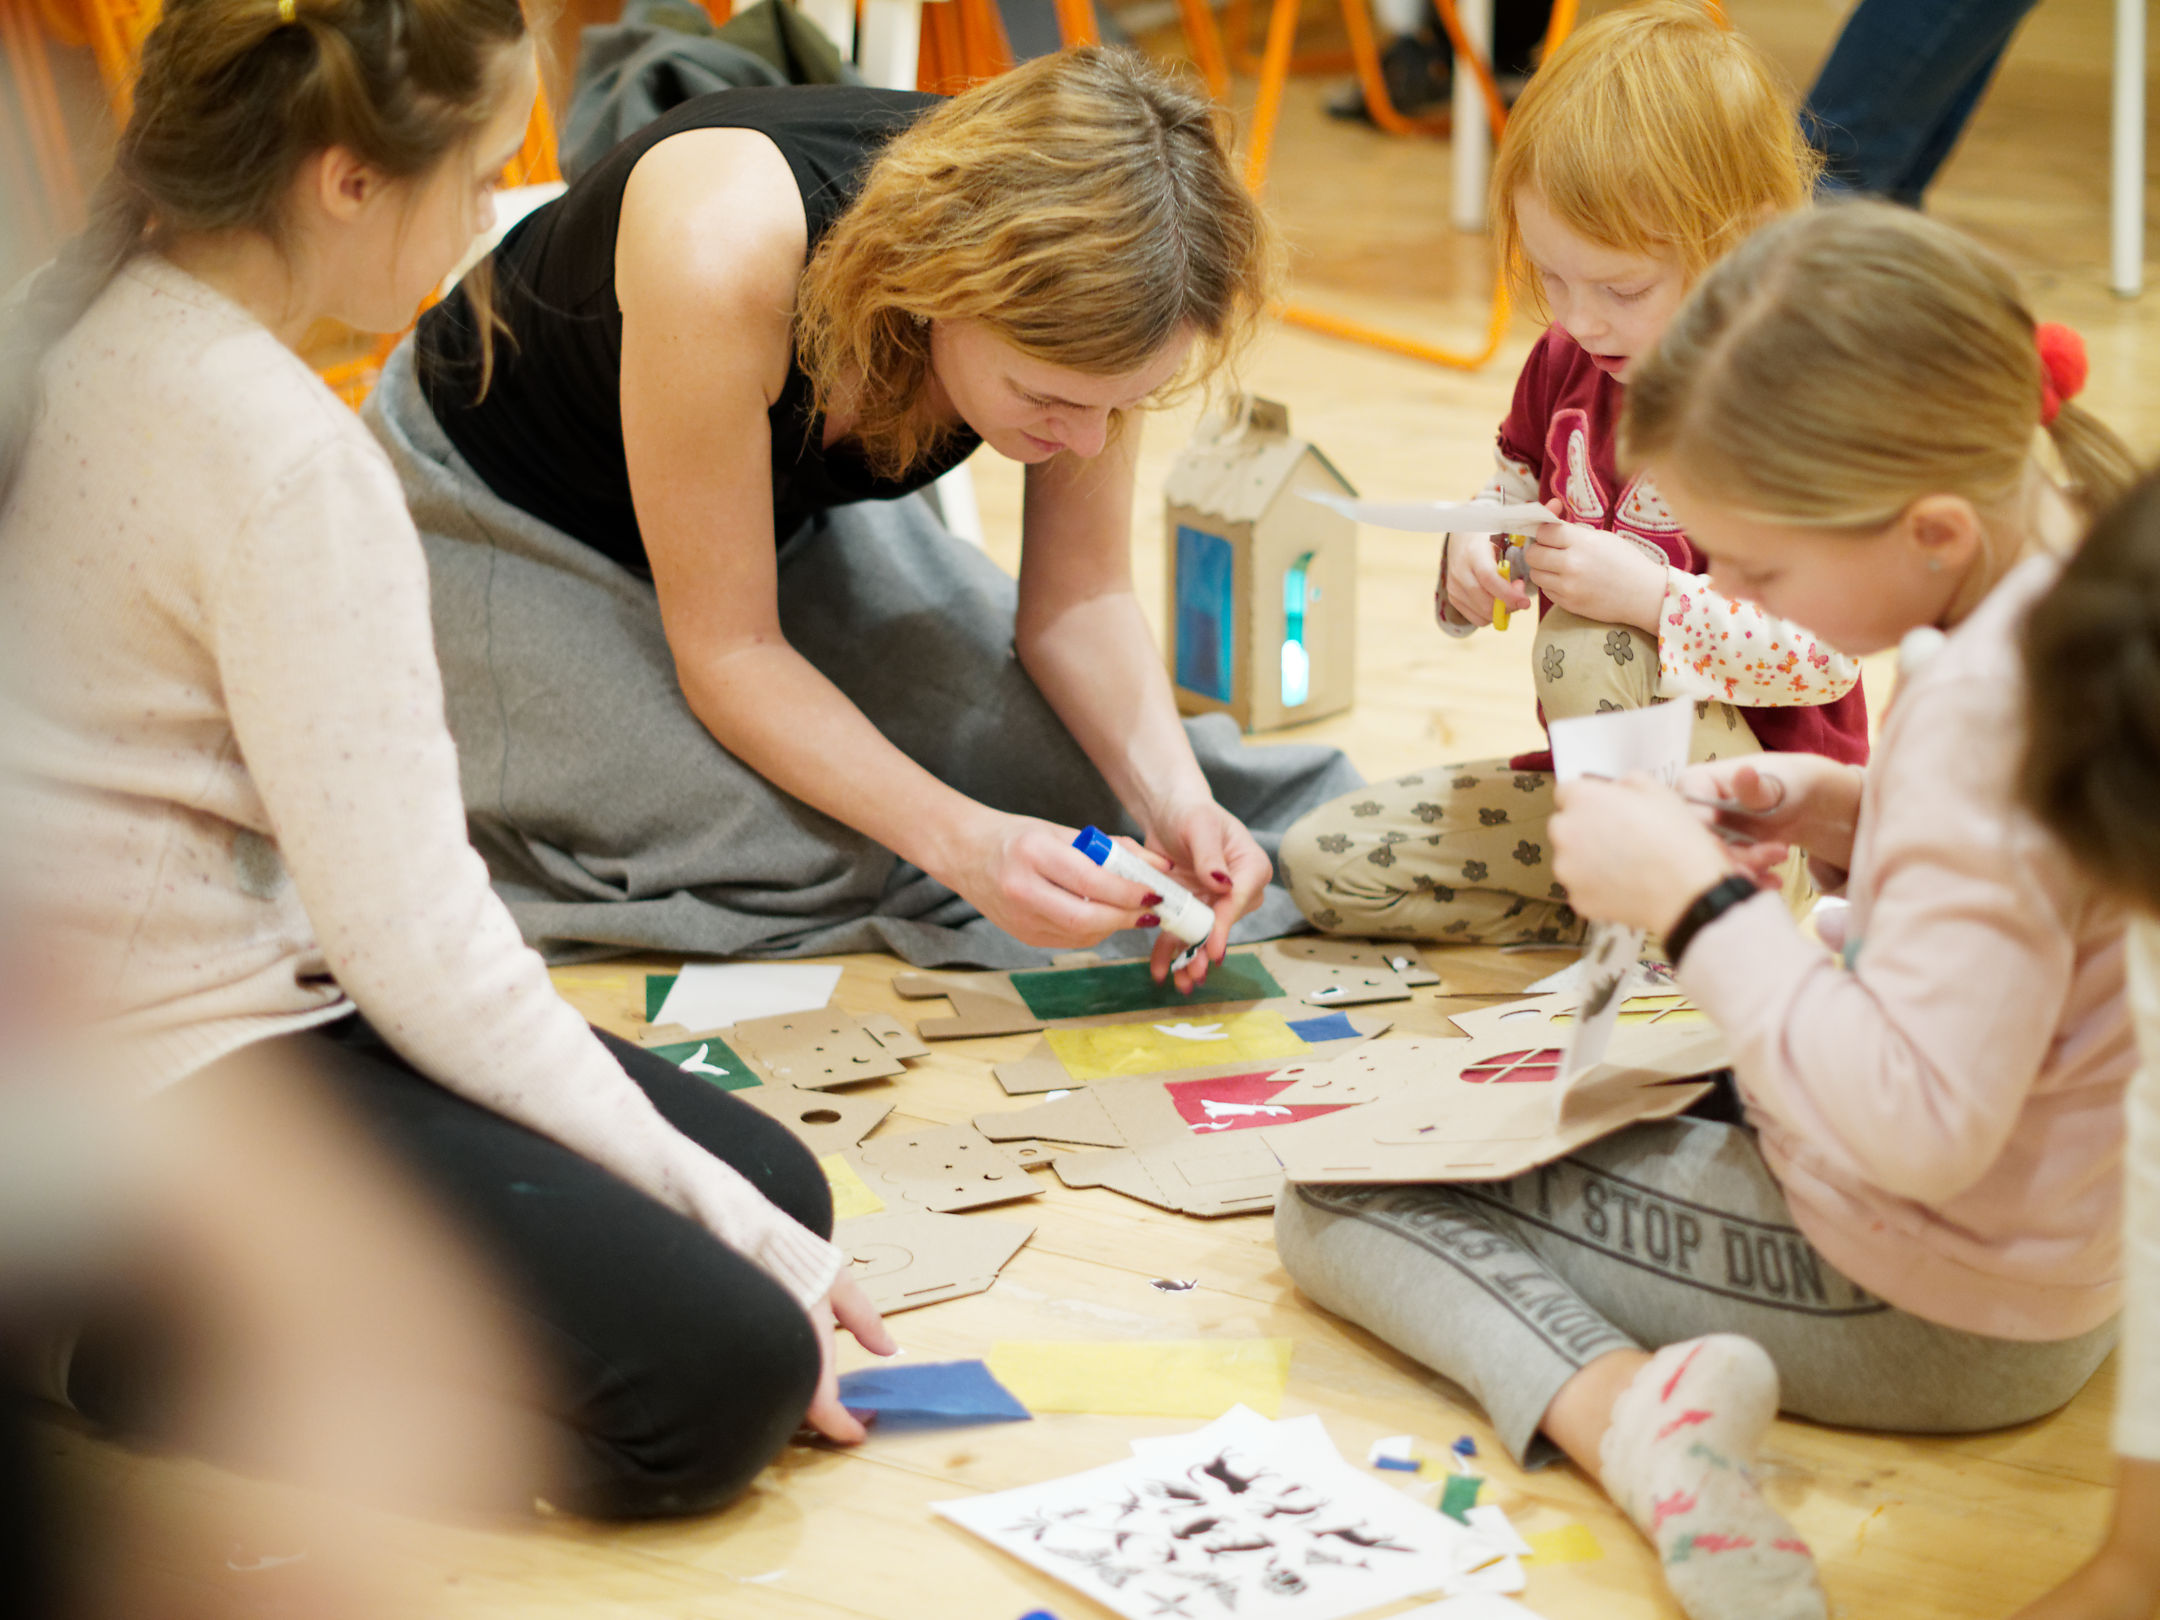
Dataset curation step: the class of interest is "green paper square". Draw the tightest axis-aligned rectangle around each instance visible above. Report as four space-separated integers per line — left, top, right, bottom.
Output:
1007 952 1285 1021
645 1035 759 1091
1439 1472 1483 1523
645 972 678 1023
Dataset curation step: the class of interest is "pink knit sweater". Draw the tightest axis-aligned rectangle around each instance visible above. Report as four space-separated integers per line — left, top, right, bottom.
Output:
1 256 839 1310
1680 557 2131 1342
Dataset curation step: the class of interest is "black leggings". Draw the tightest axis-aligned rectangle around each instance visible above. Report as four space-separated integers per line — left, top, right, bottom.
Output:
70 1017 831 1519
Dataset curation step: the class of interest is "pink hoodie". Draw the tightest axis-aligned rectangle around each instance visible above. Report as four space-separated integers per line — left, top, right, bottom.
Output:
1680 558 2131 1342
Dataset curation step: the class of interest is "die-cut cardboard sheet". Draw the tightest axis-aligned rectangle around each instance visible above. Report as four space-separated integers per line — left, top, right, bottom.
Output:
1028 989 1724 1216
843 1122 1043 1214
894 939 1443 1044
643 1005 928 1091
834 1210 1034 1314
1265 992 1725 1186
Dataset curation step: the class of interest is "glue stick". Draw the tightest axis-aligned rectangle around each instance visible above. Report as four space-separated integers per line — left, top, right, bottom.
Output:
1071 827 1214 949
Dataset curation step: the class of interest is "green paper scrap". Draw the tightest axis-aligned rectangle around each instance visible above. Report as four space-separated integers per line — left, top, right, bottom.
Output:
1008 953 1286 1021
645 1035 760 1091
1439 1472 1484 1523
645 972 678 1023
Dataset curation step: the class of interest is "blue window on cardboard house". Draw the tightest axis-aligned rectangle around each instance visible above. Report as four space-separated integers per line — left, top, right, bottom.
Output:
1175 524 1234 703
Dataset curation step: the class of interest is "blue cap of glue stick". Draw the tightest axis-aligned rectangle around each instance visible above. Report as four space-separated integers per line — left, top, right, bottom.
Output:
1072 826 1115 865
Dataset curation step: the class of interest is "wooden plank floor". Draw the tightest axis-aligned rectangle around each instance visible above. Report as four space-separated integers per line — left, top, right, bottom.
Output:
36 1 2158 1615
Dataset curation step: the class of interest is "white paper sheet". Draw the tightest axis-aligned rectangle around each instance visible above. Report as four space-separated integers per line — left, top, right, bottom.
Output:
1301 493 1556 535
651 962 843 1032
1548 702 1695 1088
939 1409 1487 1620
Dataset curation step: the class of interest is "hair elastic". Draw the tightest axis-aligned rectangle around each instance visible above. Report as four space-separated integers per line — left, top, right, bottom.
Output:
2036 322 2088 425
277 0 296 20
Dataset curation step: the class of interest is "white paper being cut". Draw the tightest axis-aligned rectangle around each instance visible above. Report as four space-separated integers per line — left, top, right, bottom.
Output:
1547 702 1695 1089
651 962 843 1032
936 1408 1485 1620
1300 492 1555 536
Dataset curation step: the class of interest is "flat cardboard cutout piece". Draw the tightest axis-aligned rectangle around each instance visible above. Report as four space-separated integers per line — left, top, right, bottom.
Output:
835 1210 1034 1314
845 1123 1043 1214
1265 1003 1724 1186
892 971 1045 1040
739 1084 894 1156
726 1007 913 1089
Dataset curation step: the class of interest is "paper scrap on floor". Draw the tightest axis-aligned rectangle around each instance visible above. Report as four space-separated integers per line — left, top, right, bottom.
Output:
835 1360 1030 1428
987 1339 1294 1418
650 962 843 1032
936 1405 1526 1620
819 1154 885 1220
1301 492 1556 536
1524 1523 1602 1563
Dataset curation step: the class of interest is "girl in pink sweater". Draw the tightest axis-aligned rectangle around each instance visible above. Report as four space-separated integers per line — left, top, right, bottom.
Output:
1277 203 2139 1620
0 0 888 1513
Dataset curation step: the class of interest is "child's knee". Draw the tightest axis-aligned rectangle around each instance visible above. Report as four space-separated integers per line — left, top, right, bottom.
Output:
1534 607 1659 720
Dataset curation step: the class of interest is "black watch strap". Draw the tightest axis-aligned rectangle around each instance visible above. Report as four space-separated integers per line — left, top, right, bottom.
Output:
1665 874 1760 965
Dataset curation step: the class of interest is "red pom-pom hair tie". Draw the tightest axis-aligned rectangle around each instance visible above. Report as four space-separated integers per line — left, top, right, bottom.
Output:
2036 322 2088 425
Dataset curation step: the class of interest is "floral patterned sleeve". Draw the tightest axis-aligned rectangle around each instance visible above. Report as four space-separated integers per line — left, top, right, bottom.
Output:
1436 451 1542 638
1656 568 1861 707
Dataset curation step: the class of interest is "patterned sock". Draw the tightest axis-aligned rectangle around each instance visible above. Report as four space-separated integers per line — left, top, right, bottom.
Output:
1597 1335 1825 1620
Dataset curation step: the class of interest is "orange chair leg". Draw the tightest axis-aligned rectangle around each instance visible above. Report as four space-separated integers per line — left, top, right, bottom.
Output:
1338 0 1446 138
1052 0 1099 48
1173 0 1230 101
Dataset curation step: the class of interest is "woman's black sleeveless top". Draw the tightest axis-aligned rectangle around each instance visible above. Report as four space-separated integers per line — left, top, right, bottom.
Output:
414 86 979 574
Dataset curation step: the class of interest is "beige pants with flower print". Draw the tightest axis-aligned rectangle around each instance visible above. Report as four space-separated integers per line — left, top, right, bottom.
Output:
1281 608 1763 945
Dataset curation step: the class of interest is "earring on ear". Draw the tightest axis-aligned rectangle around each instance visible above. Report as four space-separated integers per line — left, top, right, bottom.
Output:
910 311 929 328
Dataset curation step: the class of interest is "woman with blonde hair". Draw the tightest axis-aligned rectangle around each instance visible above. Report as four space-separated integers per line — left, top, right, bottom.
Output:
1278 201 2138 1620
368 48 1358 980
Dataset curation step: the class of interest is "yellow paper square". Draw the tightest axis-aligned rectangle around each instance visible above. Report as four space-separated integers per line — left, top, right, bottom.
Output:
1044 1011 1310 1082
986 1339 1294 1418
1525 1524 1604 1564
819 1154 885 1220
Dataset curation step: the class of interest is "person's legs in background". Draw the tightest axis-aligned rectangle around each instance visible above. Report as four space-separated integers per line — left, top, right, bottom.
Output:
1803 0 2043 207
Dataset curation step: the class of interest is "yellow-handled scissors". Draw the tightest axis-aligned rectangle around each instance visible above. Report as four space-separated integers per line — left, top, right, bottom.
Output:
1491 537 1529 630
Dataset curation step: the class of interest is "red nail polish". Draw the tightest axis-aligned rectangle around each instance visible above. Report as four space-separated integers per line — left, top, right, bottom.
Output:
1137 913 1160 928
1211 870 1231 884
1144 892 1164 905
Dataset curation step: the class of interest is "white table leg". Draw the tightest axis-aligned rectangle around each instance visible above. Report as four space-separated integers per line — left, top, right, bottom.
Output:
859 0 924 92
2113 0 2145 298
1451 0 1493 233
797 0 856 64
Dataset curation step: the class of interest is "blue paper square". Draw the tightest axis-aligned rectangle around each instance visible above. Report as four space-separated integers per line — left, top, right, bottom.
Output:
1288 1012 1361 1043
836 1360 1031 1428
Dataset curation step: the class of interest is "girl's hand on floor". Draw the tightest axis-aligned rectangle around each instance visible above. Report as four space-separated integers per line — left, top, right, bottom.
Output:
1442 531 1531 627
1146 798 1272 993
1521 514 1667 632
803 1275 898 1445
1551 776 1736 938
1682 755 1866 874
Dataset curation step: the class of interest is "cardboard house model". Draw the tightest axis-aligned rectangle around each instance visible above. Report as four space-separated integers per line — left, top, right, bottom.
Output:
1164 396 1357 732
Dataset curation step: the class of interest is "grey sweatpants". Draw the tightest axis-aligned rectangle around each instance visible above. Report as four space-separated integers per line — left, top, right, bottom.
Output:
1276 1115 2115 1466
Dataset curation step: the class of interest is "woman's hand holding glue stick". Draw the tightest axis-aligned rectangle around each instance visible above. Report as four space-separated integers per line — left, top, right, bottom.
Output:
1072 827 1216 979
